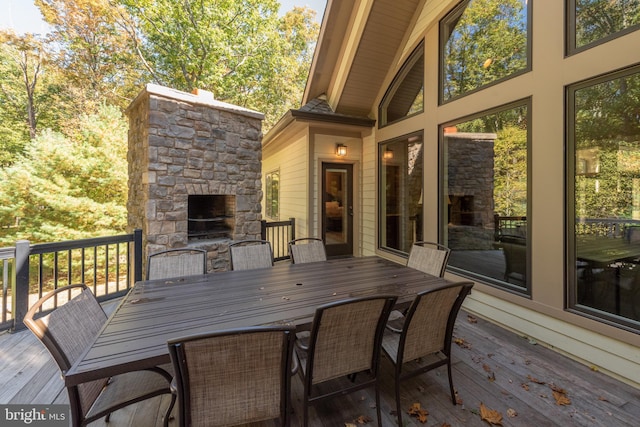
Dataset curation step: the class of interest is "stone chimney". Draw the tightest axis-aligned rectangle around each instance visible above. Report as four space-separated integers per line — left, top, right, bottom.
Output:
126 84 265 272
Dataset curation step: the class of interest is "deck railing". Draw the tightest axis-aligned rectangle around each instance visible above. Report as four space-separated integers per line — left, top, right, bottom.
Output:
261 218 295 261
0 229 142 332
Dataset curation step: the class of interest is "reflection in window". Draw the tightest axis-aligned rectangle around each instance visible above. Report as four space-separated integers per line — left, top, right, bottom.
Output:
440 0 529 102
379 43 424 127
443 103 529 292
573 0 640 51
379 133 424 253
569 67 640 325
265 170 279 219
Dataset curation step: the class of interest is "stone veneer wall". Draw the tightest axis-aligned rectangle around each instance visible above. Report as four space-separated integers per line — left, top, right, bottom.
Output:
126 84 264 272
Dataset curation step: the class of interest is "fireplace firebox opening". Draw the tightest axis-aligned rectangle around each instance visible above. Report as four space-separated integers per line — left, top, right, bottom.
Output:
188 195 235 240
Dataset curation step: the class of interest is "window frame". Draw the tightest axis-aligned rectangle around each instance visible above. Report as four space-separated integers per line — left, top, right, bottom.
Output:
377 131 425 256
264 169 280 220
567 0 640 56
439 98 532 296
439 0 532 105
378 41 425 129
565 64 640 332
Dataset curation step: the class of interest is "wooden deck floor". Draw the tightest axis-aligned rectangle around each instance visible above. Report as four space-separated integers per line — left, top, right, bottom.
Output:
1 308 639 427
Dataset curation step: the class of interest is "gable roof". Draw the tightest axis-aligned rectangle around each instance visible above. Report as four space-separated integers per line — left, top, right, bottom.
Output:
304 0 423 117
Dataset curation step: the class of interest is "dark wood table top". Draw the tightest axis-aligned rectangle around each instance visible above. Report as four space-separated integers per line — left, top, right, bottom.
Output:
65 256 449 386
577 236 640 264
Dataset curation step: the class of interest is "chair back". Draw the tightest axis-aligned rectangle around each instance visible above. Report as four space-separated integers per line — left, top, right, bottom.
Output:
229 240 274 270
23 284 109 420
289 238 327 264
399 282 473 363
168 326 296 427
407 241 451 277
305 295 396 384
147 248 207 280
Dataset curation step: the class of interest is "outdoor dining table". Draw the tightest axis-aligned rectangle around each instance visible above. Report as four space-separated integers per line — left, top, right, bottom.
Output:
65 256 450 387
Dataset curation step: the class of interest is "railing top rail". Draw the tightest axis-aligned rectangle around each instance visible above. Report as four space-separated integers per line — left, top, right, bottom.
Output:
0 247 16 260
28 233 135 255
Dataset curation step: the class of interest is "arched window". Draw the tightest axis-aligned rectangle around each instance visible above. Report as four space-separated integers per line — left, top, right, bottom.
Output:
378 42 424 128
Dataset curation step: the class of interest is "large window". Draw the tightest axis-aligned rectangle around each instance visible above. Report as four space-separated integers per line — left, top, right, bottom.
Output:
379 133 424 253
568 66 640 327
265 169 279 220
440 0 530 103
442 101 529 293
569 0 640 53
378 43 424 128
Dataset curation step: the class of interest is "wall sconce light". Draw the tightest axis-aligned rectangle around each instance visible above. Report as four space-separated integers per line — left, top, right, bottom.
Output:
336 143 347 157
383 149 394 160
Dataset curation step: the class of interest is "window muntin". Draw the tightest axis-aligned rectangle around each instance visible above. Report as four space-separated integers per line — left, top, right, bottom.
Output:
568 66 640 327
379 43 424 128
379 133 424 253
570 0 640 53
440 0 529 103
442 102 529 293
265 169 279 220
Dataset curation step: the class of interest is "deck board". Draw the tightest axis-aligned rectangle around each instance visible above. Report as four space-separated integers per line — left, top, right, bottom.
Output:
1 308 638 427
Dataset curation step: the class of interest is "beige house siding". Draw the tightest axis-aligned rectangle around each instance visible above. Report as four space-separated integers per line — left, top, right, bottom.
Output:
262 128 310 237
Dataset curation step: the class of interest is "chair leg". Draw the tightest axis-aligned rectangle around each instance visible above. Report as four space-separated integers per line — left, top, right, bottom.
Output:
447 359 456 405
374 384 382 427
395 380 403 427
163 393 177 427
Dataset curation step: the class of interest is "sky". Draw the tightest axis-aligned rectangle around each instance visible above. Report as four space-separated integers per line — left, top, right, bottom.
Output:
0 0 327 35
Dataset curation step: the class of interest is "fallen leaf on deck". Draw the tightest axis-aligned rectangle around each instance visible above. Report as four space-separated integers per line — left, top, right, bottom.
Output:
479 403 503 425
408 403 429 423
345 423 357 427
507 408 518 418
467 315 477 323
454 337 472 349
590 365 599 372
521 383 530 391
549 384 566 394
553 390 571 406
455 390 463 405
354 415 372 424
527 375 545 384
488 371 496 382
441 423 452 427
483 364 492 373
598 396 609 402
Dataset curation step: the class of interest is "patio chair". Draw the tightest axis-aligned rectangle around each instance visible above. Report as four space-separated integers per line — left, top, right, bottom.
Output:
498 235 527 285
168 326 297 427
289 237 327 264
23 284 174 427
388 241 452 331
295 295 397 427
147 248 207 280
381 281 473 427
406 241 451 277
229 239 274 270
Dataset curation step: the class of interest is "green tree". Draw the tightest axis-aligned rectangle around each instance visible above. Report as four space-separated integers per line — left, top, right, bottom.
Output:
120 0 319 128
0 31 65 164
35 0 142 111
0 104 128 244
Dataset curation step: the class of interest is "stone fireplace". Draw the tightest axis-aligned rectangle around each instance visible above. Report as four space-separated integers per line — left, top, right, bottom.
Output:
126 84 264 272
188 194 235 240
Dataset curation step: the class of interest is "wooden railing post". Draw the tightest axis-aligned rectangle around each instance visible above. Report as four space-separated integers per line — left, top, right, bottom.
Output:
12 239 30 332
133 229 143 283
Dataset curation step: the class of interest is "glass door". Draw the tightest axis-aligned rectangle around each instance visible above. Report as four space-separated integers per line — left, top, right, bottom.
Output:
322 163 353 257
